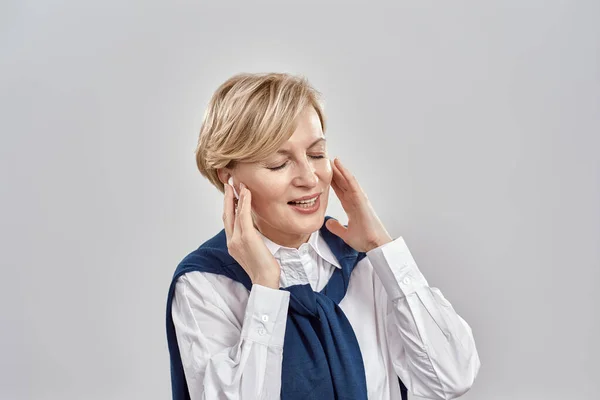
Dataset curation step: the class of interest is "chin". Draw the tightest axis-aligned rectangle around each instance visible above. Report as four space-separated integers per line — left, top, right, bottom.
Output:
288 210 326 233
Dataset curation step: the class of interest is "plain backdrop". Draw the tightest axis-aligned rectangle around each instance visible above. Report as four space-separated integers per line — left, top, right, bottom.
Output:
1 1 599 399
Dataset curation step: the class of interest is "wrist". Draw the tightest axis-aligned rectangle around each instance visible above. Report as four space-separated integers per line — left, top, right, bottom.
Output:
253 273 280 289
366 234 393 252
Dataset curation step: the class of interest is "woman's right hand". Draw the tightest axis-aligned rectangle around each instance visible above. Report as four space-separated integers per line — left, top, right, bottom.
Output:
223 181 281 289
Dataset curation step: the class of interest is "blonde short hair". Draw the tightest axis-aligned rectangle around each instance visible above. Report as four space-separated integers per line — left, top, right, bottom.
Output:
195 72 327 193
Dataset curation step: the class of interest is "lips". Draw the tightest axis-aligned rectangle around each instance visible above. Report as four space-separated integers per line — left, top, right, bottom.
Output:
288 193 321 214
288 193 320 203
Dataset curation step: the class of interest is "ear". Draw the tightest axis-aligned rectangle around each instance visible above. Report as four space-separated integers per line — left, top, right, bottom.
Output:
216 168 231 186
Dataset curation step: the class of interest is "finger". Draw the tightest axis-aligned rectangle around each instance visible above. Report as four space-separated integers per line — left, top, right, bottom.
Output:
238 184 254 235
223 183 234 239
233 184 244 235
330 177 345 198
334 158 359 192
331 158 350 191
331 178 354 212
325 218 348 239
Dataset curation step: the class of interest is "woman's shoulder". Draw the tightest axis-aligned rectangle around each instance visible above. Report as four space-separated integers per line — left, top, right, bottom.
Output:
176 228 233 272
171 229 250 317
170 227 252 292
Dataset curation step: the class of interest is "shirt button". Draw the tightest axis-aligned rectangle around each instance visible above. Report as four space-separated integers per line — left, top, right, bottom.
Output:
258 328 266 336
261 314 269 322
403 277 411 285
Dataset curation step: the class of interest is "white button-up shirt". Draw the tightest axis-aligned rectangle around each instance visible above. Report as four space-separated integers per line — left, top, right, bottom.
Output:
171 229 480 399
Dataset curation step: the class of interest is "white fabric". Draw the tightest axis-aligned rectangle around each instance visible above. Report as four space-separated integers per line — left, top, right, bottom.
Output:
171 229 481 399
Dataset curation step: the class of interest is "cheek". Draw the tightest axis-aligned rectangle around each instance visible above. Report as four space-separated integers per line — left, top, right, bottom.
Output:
321 160 334 184
251 179 289 208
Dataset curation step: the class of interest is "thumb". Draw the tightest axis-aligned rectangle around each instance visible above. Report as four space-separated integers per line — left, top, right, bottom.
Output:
326 219 348 240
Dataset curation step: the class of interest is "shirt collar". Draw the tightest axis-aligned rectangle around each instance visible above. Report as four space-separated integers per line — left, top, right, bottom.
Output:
257 228 342 269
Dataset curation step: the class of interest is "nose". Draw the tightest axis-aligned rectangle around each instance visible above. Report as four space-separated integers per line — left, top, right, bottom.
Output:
292 157 318 187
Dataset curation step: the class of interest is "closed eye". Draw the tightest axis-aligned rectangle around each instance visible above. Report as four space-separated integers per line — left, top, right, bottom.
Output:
267 155 326 171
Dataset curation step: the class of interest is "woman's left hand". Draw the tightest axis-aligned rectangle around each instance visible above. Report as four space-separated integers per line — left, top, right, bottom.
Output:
326 157 394 252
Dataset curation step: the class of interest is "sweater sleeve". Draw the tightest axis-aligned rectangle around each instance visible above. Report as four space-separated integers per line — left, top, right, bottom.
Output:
171 271 290 400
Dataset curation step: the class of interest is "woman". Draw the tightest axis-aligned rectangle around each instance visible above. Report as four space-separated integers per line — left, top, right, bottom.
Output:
165 72 480 400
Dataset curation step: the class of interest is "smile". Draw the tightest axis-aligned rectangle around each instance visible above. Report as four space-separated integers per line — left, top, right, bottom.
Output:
288 194 321 214
288 194 319 205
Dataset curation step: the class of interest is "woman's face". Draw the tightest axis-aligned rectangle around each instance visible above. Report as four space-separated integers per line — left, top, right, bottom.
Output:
224 106 332 248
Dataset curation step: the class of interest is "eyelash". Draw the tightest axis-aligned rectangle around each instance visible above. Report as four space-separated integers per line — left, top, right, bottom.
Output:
267 155 326 171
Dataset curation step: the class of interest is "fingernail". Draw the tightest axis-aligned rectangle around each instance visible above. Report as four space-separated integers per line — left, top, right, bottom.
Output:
240 182 246 190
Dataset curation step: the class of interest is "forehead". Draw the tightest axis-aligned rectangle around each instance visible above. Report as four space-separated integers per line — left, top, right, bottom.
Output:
280 107 325 149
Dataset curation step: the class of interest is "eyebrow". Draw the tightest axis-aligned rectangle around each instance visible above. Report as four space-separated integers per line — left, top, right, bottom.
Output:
275 137 326 155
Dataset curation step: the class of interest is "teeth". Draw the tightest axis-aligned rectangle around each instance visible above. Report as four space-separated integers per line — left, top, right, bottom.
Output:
292 197 317 207
290 197 317 205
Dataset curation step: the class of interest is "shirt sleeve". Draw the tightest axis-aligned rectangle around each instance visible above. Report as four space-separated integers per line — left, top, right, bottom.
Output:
171 272 290 400
366 237 481 400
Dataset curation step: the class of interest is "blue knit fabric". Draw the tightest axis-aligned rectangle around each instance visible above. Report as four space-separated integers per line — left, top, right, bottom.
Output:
165 215 408 399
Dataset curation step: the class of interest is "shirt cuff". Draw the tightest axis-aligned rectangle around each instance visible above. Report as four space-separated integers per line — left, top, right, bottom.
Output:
366 236 430 301
240 283 290 347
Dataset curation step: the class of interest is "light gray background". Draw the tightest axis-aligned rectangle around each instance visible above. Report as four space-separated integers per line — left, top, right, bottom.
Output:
1 1 598 399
